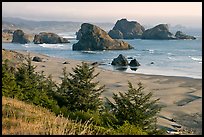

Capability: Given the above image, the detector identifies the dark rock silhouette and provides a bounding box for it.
[175,31,196,40]
[32,56,43,62]
[111,54,129,66]
[129,59,140,66]
[12,29,30,44]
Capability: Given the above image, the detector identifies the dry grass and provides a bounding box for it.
[2,96,103,135]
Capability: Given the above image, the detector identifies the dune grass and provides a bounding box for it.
[2,96,105,135]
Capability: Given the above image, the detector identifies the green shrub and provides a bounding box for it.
[68,110,102,126]
[113,121,148,135]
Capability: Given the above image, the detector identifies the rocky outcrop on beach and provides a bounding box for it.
[73,23,133,51]
[129,59,140,66]
[12,29,30,44]
[141,24,176,40]
[32,56,43,62]
[111,54,129,66]
[33,32,70,44]
[175,31,196,40]
[108,18,145,39]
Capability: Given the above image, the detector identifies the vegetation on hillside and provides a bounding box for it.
[2,53,164,135]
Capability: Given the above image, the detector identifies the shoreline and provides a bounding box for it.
[3,49,202,135]
[16,49,202,80]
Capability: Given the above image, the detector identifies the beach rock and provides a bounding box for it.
[63,61,70,64]
[111,54,128,66]
[12,29,30,44]
[32,56,43,62]
[91,62,98,66]
[141,24,176,40]
[73,23,133,51]
[108,29,123,39]
[175,31,196,40]
[33,32,70,44]
[129,59,140,66]
[109,18,145,39]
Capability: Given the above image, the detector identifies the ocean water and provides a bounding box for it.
[2,31,202,79]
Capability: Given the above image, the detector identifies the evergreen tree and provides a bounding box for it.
[15,54,58,110]
[57,62,105,112]
[105,81,162,134]
[2,59,22,98]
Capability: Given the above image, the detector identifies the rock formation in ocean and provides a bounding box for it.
[141,24,176,40]
[111,54,129,66]
[33,32,70,44]
[12,29,30,44]
[129,59,140,66]
[73,23,133,51]
[108,18,145,39]
[175,31,196,40]
[76,29,82,40]
[108,29,123,39]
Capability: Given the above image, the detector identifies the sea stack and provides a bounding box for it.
[175,31,196,40]
[73,23,133,51]
[33,32,70,44]
[12,29,30,44]
[108,18,145,39]
[141,24,176,40]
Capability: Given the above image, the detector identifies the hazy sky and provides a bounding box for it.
[2,2,202,27]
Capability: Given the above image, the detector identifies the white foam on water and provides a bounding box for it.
[39,43,65,49]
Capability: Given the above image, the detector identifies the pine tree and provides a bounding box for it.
[15,54,58,110]
[105,81,162,134]
[2,59,22,98]
[57,62,105,112]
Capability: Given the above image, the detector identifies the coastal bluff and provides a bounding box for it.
[73,23,133,51]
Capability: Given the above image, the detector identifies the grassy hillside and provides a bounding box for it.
[2,96,101,135]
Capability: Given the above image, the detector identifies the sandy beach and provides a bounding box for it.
[13,50,202,135]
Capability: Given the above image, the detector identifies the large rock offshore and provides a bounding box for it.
[108,29,123,39]
[33,32,70,44]
[141,24,176,40]
[109,18,145,39]
[73,23,133,51]
[175,31,196,40]
[12,29,30,44]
